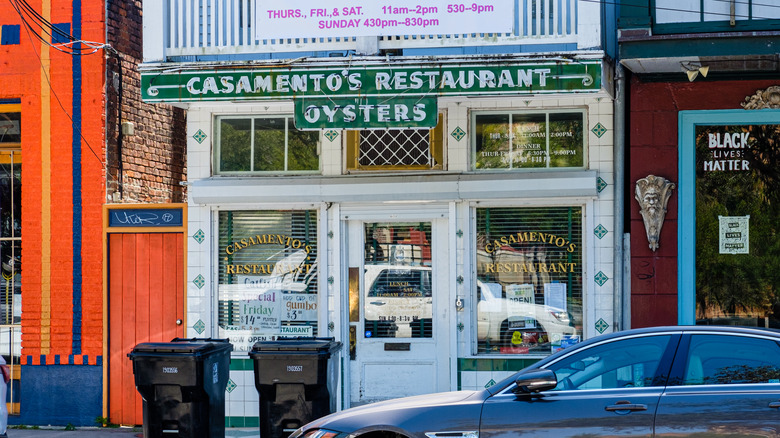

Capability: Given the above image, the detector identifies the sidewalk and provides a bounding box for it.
[6,427,260,437]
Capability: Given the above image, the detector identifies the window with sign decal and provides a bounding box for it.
[217,210,319,353]
[472,110,586,170]
[475,207,583,355]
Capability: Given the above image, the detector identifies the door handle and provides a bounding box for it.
[605,400,648,412]
[769,401,780,409]
[176,319,183,326]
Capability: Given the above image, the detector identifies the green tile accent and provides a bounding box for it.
[230,358,255,371]
[193,319,205,334]
[324,130,339,142]
[594,224,608,239]
[193,229,205,244]
[597,177,608,193]
[226,379,237,393]
[595,271,609,286]
[591,122,607,138]
[596,318,610,334]
[193,274,205,289]
[193,129,208,144]
[457,358,541,373]
[450,126,466,141]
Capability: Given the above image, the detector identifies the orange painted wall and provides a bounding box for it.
[0,0,106,365]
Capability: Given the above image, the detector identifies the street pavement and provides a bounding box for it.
[5,427,260,437]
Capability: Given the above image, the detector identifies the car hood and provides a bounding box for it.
[295,390,487,437]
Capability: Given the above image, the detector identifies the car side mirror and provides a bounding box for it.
[514,369,558,393]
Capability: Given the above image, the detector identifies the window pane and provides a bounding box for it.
[0,152,20,238]
[694,125,780,327]
[0,112,20,144]
[359,129,430,167]
[475,114,510,169]
[364,223,433,339]
[549,112,584,167]
[217,210,319,353]
[476,207,582,355]
[287,129,320,171]
[253,117,286,171]
[512,114,547,168]
[683,335,780,385]
[549,335,672,390]
[219,118,252,172]
[474,111,585,170]
[0,240,20,325]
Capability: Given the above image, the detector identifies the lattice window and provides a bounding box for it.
[346,116,444,171]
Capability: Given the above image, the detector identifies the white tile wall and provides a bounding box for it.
[185,91,616,414]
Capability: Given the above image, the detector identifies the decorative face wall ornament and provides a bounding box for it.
[635,175,675,251]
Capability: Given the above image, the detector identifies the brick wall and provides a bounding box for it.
[106,0,187,203]
[628,76,778,327]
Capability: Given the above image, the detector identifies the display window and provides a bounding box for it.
[475,206,583,355]
[694,123,780,327]
[217,210,319,352]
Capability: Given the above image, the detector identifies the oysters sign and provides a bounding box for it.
[255,0,514,39]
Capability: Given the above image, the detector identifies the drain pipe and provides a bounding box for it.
[614,63,627,332]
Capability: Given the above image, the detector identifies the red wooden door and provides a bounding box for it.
[108,233,185,425]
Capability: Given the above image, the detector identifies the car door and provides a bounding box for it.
[480,333,680,437]
[654,331,780,437]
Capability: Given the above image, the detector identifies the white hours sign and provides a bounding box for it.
[255,1,514,39]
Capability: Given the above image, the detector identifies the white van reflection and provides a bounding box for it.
[477,281,577,352]
[363,265,432,338]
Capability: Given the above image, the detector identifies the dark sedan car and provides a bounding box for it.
[290,326,780,438]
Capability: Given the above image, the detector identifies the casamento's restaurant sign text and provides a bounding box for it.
[141,61,601,103]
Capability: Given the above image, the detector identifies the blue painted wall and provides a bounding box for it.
[16,365,102,426]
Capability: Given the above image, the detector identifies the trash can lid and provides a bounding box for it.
[250,337,342,353]
[129,338,233,357]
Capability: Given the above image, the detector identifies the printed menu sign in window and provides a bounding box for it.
[718,215,749,255]
[218,210,319,352]
[474,111,584,170]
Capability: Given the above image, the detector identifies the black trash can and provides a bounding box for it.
[249,337,342,438]
[129,338,233,438]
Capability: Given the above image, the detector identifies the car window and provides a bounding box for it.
[546,335,673,390]
[682,334,780,385]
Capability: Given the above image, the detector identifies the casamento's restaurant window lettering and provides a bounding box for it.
[476,207,582,355]
[218,210,318,352]
[696,125,780,327]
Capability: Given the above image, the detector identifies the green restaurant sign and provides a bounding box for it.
[294,96,438,130]
[141,60,601,103]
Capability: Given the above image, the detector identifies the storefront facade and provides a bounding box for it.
[619,0,780,329]
[141,61,617,424]
[141,0,618,426]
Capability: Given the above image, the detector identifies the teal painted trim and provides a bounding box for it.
[619,35,780,60]
[618,0,651,29]
[678,109,780,325]
[653,21,780,35]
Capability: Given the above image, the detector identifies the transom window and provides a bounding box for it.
[215,115,320,174]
